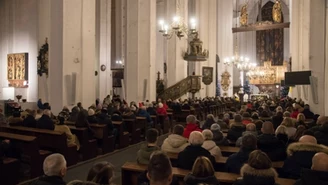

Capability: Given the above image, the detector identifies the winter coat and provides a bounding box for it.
[294,169,328,185]
[36,115,55,130]
[233,164,279,185]
[286,127,296,138]
[300,109,314,119]
[235,131,258,147]
[137,144,160,165]
[202,119,216,130]
[156,107,167,116]
[272,115,283,129]
[183,123,202,139]
[276,133,289,146]
[138,110,152,123]
[161,134,189,153]
[226,147,255,174]
[212,130,229,146]
[177,145,215,170]
[227,124,246,142]
[30,176,66,185]
[242,118,253,125]
[257,134,286,161]
[22,115,37,128]
[314,125,328,146]
[202,140,222,158]
[283,142,328,179]
[184,173,220,185]
[55,125,80,150]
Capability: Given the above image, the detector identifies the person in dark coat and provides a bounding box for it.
[122,107,136,119]
[22,110,37,128]
[314,122,328,146]
[137,106,153,127]
[97,108,116,137]
[30,153,67,185]
[184,156,220,185]
[75,110,94,139]
[300,104,314,119]
[227,114,246,142]
[257,122,286,161]
[308,116,328,133]
[283,135,328,179]
[233,150,279,185]
[210,124,229,146]
[202,114,216,130]
[87,109,98,124]
[36,110,55,130]
[271,111,283,130]
[226,134,257,174]
[177,131,215,170]
[294,152,328,185]
[68,106,80,122]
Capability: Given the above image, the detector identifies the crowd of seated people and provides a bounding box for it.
[2,95,328,185]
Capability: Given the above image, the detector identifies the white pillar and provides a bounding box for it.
[217,0,234,97]
[290,0,326,115]
[98,0,112,100]
[165,0,188,88]
[125,0,156,102]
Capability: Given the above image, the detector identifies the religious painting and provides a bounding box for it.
[7,53,28,87]
[202,67,213,85]
[221,71,231,92]
[256,1,284,66]
[112,69,124,87]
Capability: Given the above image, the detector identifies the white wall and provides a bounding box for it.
[0,0,38,102]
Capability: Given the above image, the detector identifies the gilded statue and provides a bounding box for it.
[240,3,248,26]
[272,0,282,23]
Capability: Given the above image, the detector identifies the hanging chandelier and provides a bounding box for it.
[223,49,257,71]
[158,16,197,39]
[246,70,265,79]
[158,0,197,39]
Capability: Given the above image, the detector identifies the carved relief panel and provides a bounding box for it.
[7,53,28,87]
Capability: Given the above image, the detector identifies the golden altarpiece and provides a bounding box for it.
[7,53,28,88]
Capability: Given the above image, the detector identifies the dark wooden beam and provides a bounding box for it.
[232,22,290,33]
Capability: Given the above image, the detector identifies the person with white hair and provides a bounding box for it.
[36,109,55,130]
[202,129,222,158]
[156,102,167,116]
[183,115,202,138]
[31,153,67,185]
[177,131,215,170]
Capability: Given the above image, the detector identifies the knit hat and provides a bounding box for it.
[88,109,95,116]
[210,123,221,131]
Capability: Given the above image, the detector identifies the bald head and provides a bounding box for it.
[317,116,328,125]
[299,135,317,144]
[312,152,328,172]
[261,122,274,134]
[246,123,256,132]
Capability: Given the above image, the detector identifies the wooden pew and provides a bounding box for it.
[122,119,141,144]
[0,132,51,178]
[0,157,20,185]
[136,117,147,137]
[218,146,239,156]
[113,121,129,149]
[67,126,98,160]
[166,153,283,170]
[0,125,78,166]
[90,124,115,153]
[121,162,295,185]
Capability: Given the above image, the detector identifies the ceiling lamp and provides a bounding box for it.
[158,16,197,39]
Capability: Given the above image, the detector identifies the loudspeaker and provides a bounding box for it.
[65,75,72,105]
[309,76,318,104]
[72,73,77,104]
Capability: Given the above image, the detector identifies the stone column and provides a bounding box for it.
[125,0,156,102]
[290,0,326,115]
[165,0,188,88]
[217,0,234,97]
[194,0,217,97]
[97,0,112,100]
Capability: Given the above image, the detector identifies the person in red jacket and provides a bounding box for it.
[156,103,167,116]
[183,115,202,138]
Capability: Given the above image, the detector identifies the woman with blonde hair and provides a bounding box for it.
[234,150,278,185]
[281,117,296,138]
[296,113,306,127]
[184,156,220,185]
[275,125,289,145]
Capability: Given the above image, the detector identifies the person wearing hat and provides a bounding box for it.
[55,112,80,150]
[234,150,278,185]
[210,123,229,146]
[87,109,98,124]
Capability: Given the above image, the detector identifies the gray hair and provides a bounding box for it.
[43,153,67,176]
[186,115,196,124]
[202,129,213,140]
[189,131,204,145]
[43,109,51,117]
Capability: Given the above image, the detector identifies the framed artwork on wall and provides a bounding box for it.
[112,69,124,88]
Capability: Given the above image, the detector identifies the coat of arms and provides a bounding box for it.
[221,71,231,91]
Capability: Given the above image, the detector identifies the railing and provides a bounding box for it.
[157,75,201,100]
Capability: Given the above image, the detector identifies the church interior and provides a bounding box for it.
[0,0,328,185]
